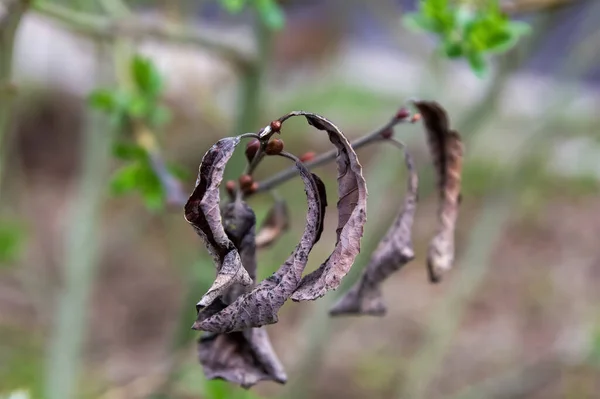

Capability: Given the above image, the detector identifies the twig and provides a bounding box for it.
[253,115,407,194]
[502,0,580,15]
[0,0,28,198]
[44,76,115,399]
[32,1,256,70]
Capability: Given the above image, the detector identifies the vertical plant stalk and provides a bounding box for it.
[0,0,28,197]
[44,74,114,399]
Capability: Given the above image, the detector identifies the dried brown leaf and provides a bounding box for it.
[184,137,253,309]
[413,100,464,283]
[287,112,368,301]
[198,328,287,389]
[255,200,289,249]
[330,147,418,316]
[192,159,326,333]
[199,198,287,388]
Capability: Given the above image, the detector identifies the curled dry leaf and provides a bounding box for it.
[255,199,290,249]
[192,158,326,333]
[330,146,418,316]
[287,112,368,301]
[184,137,253,309]
[413,100,464,283]
[198,199,287,388]
[199,328,287,389]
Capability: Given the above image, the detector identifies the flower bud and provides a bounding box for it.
[265,138,284,155]
[270,120,282,133]
[396,107,410,120]
[245,139,260,162]
[299,151,316,163]
[239,174,254,191]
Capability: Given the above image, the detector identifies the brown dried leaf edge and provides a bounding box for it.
[193,156,326,333]
[330,145,419,316]
[184,137,254,309]
[413,101,464,283]
[289,112,368,302]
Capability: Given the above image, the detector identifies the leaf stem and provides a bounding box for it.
[253,115,408,194]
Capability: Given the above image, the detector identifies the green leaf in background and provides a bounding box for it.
[131,55,163,98]
[127,95,150,119]
[167,163,191,181]
[220,0,246,13]
[402,12,435,33]
[109,161,166,211]
[254,0,285,30]
[466,49,487,78]
[109,163,141,196]
[0,220,26,266]
[443,39,463,58]
[112,142,147,161]
[88,89,118,112]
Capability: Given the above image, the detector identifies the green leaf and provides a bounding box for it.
[402,12,435,33]
[131,55,163,98]
[506,20,532,37]
[466,49,488,78]
[0,221,26,266]
[254,0,285,30]
[88,89,118,112]
[443,40,463,58]
[220,0,246,13]
[109,163,141,196]
[127,95,150,119]
[112,142,147,161]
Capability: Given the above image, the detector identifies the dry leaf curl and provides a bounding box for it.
[413,101,464,283]
[192,158,327,333]
[330,145,418,316]
[285,112,368,301]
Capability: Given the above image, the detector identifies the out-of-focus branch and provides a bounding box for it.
[32,1,257,70]
[502,0,580,15]
[0,0,28,194]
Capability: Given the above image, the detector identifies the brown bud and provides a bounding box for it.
[299,151,316,163]
[380,127,394,139]
[242,181,259,195]
[245,139,260,162]
[265,138,284,155]
[270,120,282,133]
[411,113,422,123]
[225,180,236,196]
[396,107,410,120]
[239,174,254,191]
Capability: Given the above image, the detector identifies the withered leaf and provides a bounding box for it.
[198,328,287,389]
[413,100,464,283]
[285,112,368,301]
[255,200,290,249]
[330,146,418,316]
[184,137,253,309]
[192,159,326,333]
[199,198,288,388]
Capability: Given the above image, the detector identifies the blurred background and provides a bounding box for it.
[1,0,600,398]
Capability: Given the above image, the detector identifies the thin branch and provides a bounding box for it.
[0,0,28,198]
[32,1,256,70]
[502,0,580,15]
[253,115,408,194]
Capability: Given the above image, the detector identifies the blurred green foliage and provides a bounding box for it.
[403,0,530,77]
[0,219,26,267]
[219,0,285,30]
[88,54,185,212]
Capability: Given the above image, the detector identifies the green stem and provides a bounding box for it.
[0,0,27,198]
[44,85,114,399]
